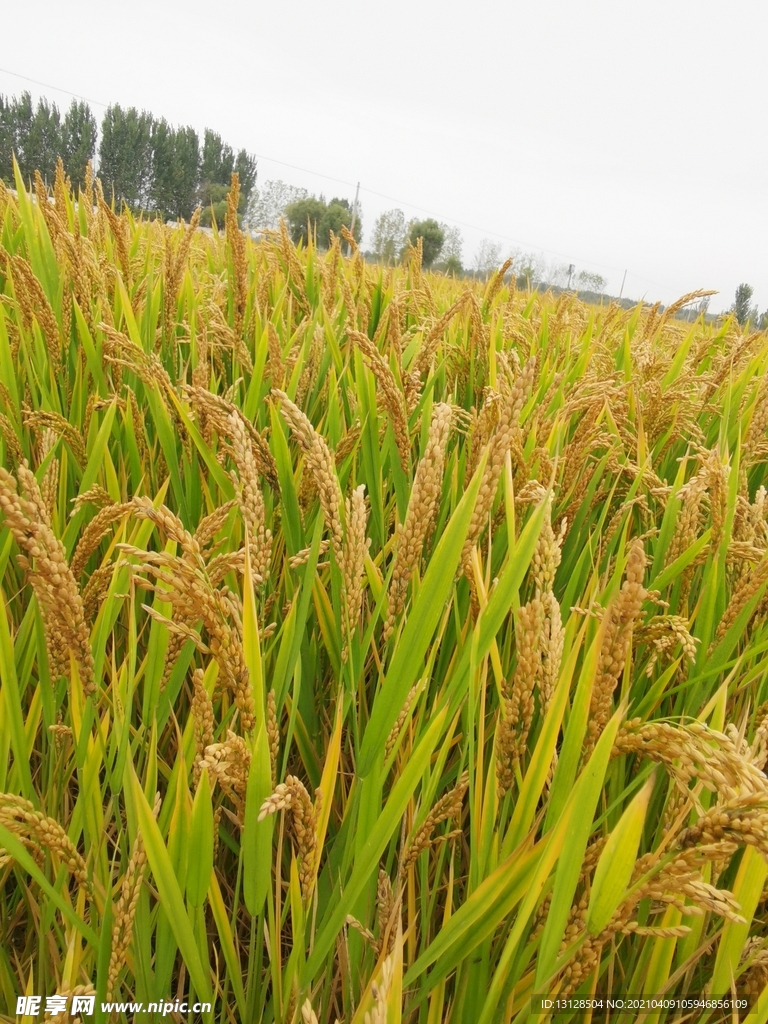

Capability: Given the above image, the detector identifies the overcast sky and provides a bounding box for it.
[2,0,766,312]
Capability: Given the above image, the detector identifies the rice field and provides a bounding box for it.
[2,160,768,1023]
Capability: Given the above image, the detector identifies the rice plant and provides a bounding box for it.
[1,158,768,1023]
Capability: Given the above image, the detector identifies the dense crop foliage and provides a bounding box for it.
[2,160,768,1023]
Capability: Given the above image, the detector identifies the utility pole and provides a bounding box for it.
[567,263,574,290]
[348,181,360,255]
[619,269,627,301]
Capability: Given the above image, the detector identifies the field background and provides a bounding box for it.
[1,165,768,1023]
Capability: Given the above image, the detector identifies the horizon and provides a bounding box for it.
[2,0,766,316]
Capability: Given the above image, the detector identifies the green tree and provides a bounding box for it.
[285,196,328,245]
[200,129,234,199]
[149,117,176,216]
[370,208,407,263]
[0,90,246,227]
[199,183,230,228]
[24,98,62,184]
[62,100,97,190]
[172,126,201,220]
[234,149,257,208]
[444,255,462,276]
[0,95,14,181]
[8,92,34,184]
[99,105,154,210]
[321,197,361,247]
[408,218,444,267]
[284,195,360,248]
[199,138,255,218]
[731,283,758,326]
[150,120,201,220]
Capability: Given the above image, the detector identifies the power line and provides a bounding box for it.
[0,66,671,293]
[361,185,670,291]
[252,151,627,275]
[0,66,110,109]
[253,155,668,288]
[361,187,626,273]
[246,151,358,192]
[237,153,670,285]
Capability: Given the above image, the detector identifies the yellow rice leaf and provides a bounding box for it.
[587,771,655,936]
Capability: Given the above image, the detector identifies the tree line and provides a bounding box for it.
[0,91,257,223]
[0,94,96,193]
[248,187,456,270]
[2,92,763,320]
[731,283,767,329]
